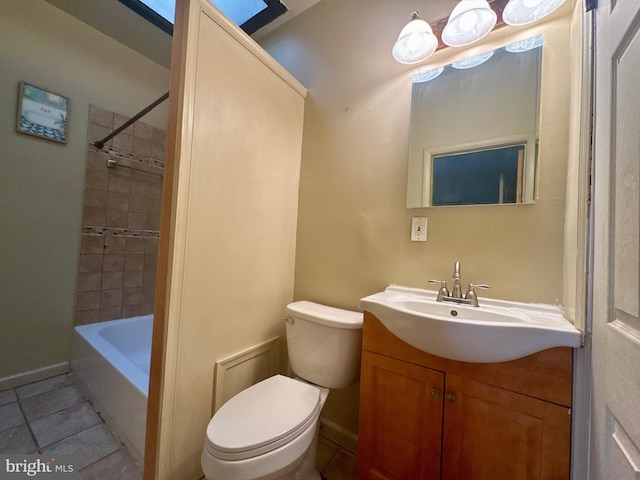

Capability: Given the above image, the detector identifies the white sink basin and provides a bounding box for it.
[360,285,582,363]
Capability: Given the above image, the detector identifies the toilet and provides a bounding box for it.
[201,301,363,480]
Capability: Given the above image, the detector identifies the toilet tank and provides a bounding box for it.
[285,301,363,389]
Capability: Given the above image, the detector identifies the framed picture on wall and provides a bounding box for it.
[16,82,69,144]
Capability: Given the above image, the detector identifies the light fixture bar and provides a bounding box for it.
[391,0,561,65]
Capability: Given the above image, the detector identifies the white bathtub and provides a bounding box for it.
[71,315,152,465]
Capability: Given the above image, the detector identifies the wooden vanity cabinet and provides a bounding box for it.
[357,313,573,480]
[359,352,444,480]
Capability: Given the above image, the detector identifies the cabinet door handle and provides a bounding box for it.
[430,388,440,399]
[446,392,457,404]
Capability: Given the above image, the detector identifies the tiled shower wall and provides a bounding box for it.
[74,105,165,325]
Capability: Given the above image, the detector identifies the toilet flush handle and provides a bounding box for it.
[284,316,295,325]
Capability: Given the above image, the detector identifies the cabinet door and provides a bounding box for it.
[441,375,571,480]
[357,351,445,480]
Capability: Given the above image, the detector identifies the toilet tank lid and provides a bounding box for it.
[286,301,363,329]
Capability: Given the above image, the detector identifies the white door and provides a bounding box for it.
[591,0,640,478]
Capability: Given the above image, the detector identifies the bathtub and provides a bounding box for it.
[71,315,152,465]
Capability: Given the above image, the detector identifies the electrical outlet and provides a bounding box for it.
[411,217,427,242]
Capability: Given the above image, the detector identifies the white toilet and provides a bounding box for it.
[201,301,363,480]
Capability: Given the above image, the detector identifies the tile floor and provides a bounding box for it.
[1,373,357,480]
[0,373,141,479]
[316,434,358,480]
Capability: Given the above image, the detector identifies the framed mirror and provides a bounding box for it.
[406,35,543,208]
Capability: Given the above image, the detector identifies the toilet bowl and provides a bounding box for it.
[202,375,328,480]
[201,301,363,480]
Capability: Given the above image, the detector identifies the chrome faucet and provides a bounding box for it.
[430,262,490,307]
[451,261,462,299]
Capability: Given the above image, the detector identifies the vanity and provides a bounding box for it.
[356,286,580,480]
[356,5,584,476]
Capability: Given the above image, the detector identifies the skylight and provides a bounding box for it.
[120,0,287,35]
[138,0,175,23]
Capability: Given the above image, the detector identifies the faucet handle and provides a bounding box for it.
[464,283,489,307]
[468,283,490,290]
[429,280,449,301]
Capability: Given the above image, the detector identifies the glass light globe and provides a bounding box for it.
[442,0,497,48]
[503,0,566,26]
[505,34,544,53]
[459,10,478,31]
[412,66,445,83]
[392,13,438,64]
[451,50,494,69]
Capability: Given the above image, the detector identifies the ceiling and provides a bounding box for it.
[253,0,322,40]
[45,0,322,69]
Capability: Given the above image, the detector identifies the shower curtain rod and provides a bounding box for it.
[93,91,169,150]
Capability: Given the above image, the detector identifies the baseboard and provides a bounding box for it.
[0,362,70,391]
[319,417,358,454]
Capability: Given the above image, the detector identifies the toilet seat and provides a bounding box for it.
[205,375,321,461]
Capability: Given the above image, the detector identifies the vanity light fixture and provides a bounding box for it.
[392,0,563,65]
[502,0,567,26]
[392,12,438,64]
[441,0,497,48]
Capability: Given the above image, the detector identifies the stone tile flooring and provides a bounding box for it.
[1,373,357,480]
[316,434,357,480]
[0,374,141,479]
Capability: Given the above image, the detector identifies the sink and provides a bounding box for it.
[360,285,582,363]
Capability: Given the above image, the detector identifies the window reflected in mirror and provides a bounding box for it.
[406,35,543,208]
[432,144,529,206]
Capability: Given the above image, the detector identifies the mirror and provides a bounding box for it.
[406,35,543,208]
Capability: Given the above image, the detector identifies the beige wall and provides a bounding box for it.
[0,0,169,385]
[260,0,578,438]
[154,1,306,478]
